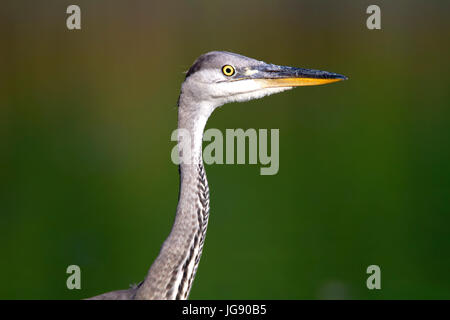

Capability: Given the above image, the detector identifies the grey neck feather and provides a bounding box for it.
[134,94,213,300]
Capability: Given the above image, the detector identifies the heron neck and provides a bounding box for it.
[134,100,212,300]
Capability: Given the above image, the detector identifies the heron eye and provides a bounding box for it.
[222,65,235,76]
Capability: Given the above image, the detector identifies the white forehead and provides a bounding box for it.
[186,51,265,78]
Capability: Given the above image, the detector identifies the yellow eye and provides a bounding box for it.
[222,65,235,76]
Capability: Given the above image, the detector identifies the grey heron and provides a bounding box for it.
[87,51,347,300]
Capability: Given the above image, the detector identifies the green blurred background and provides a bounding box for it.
[1,0,450,299]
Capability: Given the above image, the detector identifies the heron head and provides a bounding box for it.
[180,51,347,110]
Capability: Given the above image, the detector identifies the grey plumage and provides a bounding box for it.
[87,51,346,300]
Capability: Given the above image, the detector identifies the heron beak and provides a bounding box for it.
[248,64,347,87]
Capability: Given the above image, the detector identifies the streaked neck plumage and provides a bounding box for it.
[134,94,213,300]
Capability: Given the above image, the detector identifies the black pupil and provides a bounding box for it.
[226,67,232,74]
